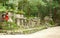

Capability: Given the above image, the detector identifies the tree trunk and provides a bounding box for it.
[53,8,57,23]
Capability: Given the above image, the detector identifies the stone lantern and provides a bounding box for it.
[15,10,26,26]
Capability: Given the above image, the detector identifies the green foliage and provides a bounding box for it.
[2,21,18,30]
[0,0,60,26]
[16,10,25,14]
[0,0,8,3]
[0,6,6,12]
[0,0,59,17]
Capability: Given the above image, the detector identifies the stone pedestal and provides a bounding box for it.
[17,19,20,26]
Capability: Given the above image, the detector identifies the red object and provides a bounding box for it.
[5,15,9,21]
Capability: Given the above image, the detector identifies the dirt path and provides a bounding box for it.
[0,26,60,38]
[30,26,60,38]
